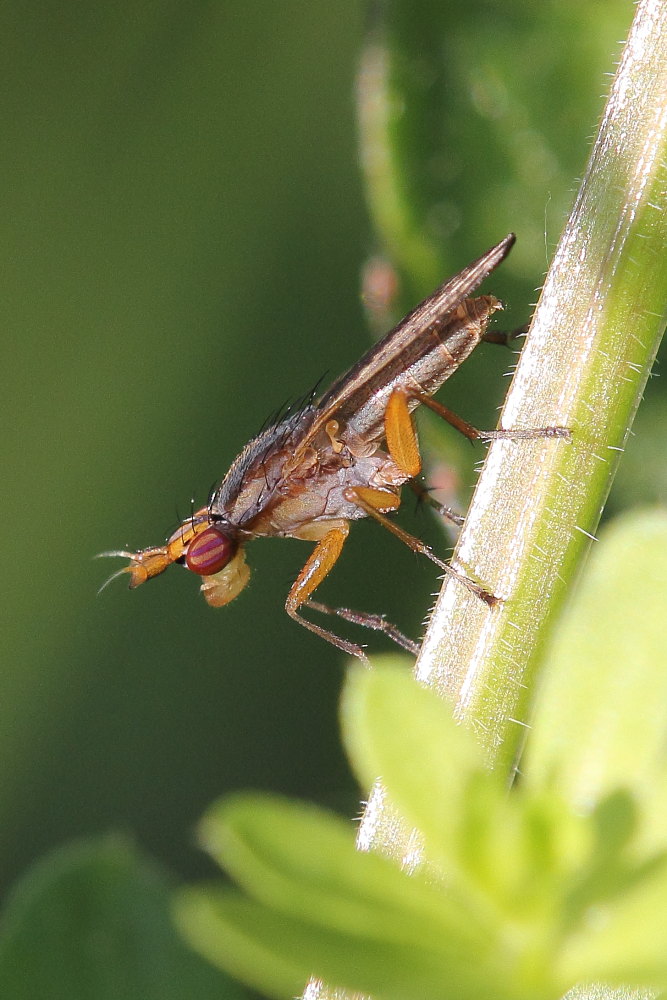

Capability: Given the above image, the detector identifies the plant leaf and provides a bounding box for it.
[176,888,517,1000]
[0,836,243,1000]
[341,660,496,875]
[526,509,667,852]
[197,792,490,952]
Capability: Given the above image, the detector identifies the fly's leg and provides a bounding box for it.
[384,388,423,478]
[386,389,464,526]
[386,384,569,445]
[481,323,529,346]
[306,600,420,657]
[379,386,568,606]
[344,486,497,606]
[287,509,422,660]
[408,478,465,527]
[417,390,570,441]
[285,524,371,664]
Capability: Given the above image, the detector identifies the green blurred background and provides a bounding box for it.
[2,0,655,909]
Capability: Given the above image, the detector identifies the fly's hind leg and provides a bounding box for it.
[385,388,465,527]
[380,385,567,604]
[417,391,570,442]
[386,384,569,449]
[481,322,529,346]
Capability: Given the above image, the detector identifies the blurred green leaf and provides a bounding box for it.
[558,846,667,988]
[195,793,490,950]
[177,794,517,1000]
[177,888,505,1000]
[0,837,244,1000]
[526,509,667,845]
[358,0,631,300]
[341,658,495,874]
[175,652,667,998]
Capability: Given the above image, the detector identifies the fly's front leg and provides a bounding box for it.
[286,524,370,664]
[306,600,420,657]
[288,510,422,659]
[345,486,497,606]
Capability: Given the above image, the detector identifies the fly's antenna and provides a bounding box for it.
[94,551,134,595]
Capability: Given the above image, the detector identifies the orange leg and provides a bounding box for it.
[415,389,569,442]
[345,486,497,606]
[384,390,464,528]
[384,388,421,478]
[385,384,569,458]
[384,385,568,528]
[286,522,421,661]
[285,525,370,662]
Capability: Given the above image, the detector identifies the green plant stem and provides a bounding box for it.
[414,0,667,769]
[352,0,667,885]
[307,3,667,997]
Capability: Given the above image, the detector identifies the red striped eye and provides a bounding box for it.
[186,525,237,576]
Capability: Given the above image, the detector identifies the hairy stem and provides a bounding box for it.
[416,0,667,768]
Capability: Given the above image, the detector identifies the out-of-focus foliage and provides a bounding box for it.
[2,0,369,900]
[2,1,664,996]
[0,837,242,1000]
[175,512,667,998]
[358,0,630,300]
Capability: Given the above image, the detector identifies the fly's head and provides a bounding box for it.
[98,508,250,607]
[187,521,250,606]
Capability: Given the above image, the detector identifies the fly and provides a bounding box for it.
[100,234,568,663]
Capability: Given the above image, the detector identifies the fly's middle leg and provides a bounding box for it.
[344,486,497,607]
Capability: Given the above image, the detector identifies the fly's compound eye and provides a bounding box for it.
[185,525,237,576]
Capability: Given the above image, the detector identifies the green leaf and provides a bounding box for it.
[558,853,667,988]
[174,663,667,998]
[182,793,539,1000]
[526,509,667,848]
[341,660,496,873]
[0,836,243,1000]
[196,792,489,952]
[176,888,513,1000]
[357,0,631,298]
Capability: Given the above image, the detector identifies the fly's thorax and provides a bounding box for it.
[209,406,318,526]
[248,448,404,539]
